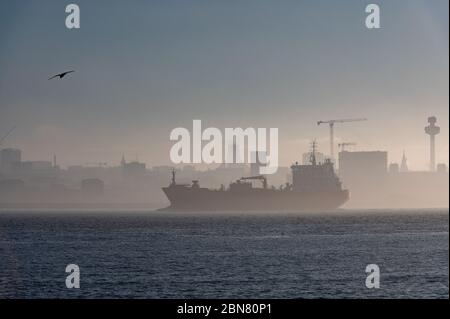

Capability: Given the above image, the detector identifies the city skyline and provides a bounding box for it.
[0,0,448,170]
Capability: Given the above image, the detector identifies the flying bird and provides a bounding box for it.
[48,70,75,80]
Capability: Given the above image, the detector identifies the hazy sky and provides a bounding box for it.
[0,0,448,169]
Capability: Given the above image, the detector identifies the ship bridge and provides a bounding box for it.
[291,160,342,192]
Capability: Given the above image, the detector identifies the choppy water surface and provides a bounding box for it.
[0,209,448,298]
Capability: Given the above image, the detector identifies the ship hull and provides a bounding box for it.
[162,186,349,211]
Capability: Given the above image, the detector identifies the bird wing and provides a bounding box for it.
[48,70,74,79]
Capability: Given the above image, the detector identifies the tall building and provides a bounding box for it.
[338,151,388,187]
[1,148,21,173]
[424,116,440,171]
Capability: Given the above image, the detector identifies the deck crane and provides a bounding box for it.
[240,175,268,189]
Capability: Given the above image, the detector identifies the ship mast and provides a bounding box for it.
[171,169,176,185]
[310,140,317,166]
[240,175,268,189]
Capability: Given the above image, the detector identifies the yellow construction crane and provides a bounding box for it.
[317,118,367,159]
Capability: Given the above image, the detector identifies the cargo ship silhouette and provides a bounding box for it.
[162,143,349,211]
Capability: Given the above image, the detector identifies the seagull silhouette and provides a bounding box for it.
[48,70,75,80]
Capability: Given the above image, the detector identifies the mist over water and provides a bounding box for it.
[0,209,448,298]
[0,0,448,303]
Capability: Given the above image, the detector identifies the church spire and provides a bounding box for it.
[400,151,408,172]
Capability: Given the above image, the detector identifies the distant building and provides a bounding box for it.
[389,163,400,174]
[339,151,387,178]
[122,161,146,179]
[28,161,53,170]
[386,169,448,208]
[119,155,146,179]
[8,160,55,176]
[11,161,33,174]
[1,148,21,173]
[339,150,448,208]
[0,179,25,193]
[436,163,447,174]
[152,166,174,173]
[338,151,388,198]
[81,178,104,196]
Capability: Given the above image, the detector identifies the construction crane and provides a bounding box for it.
[0,126,16,147]
[240,175,268,189]
[338,142,357,152]
[317,118,367,160]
